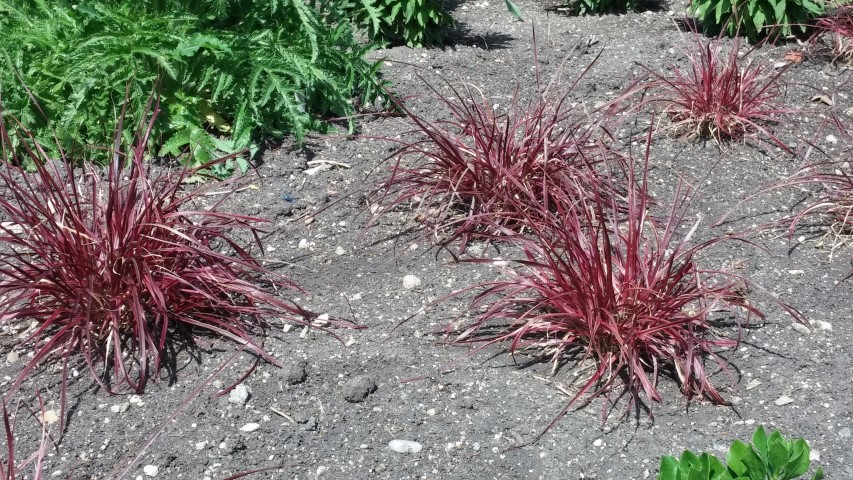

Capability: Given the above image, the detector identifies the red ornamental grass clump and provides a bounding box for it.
[450,151,766,430]
[640,35,790,149]
[0,103,336,396]
[378,64,628,251]
[812,5,853,63]
[779,118,853,260]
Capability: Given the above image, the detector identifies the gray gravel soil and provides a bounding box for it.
[1,1,852,479]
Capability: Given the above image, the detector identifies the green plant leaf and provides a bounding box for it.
[688,467,706,480]
[812,467,824,480]
[780,440,810,480]
[658,455,680,480]
[768,440,790,478]
[505,0,523,21]
[752,427,768,463]
[159,131,191,157]
[801,0,824,15]
[726,441,764,480]
[774,0,787,22]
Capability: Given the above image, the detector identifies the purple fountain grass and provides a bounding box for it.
[443,141,779,437]
[0,98,354,397]
[811,5,853,64]
[639,34,791,150]
[376,53,631,251]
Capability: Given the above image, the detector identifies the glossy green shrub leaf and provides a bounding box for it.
[660,427,822,480]
[657,451,732,480]
[689,0,826,42]
[505,0,524,20]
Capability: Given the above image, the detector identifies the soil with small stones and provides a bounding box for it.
[2,1,852,479]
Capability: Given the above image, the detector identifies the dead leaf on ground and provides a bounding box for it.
[783,51,803,63]
[810,94,834,106]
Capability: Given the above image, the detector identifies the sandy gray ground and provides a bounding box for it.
[1,1,851,479]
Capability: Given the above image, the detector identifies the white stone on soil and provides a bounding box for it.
[240,422,260,432]
[791,323,811,335]
[774,395,795,406]
[813,320,833,331]
[143,465,159,477]
[229,384,251,405]
[335,246,345,255]
[42,410,59,425]
[6,351,19,364]
[402,275,421,290]
[110,402,130,413]
[388,439,423,453]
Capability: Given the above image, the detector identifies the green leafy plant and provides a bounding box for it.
[567,0,641,15]
[689,0,826,42]
[332,0,453,47]
[0,0,385,173]
[658,426,824,480]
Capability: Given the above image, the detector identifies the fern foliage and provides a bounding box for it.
[0,0,386,173]
[331,0,453,47]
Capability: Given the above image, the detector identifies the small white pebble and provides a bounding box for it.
[312,314,330,327]
[775,395,795,406]
[813,320,833,331]
[792,323,811,335]
[110,403,130,414]
[402,275,421,290]
[143,465,158,477]
[388,439,423,454]
[335,246,345,255]
[6,351,19,364]
[297,239,309,249]
[42,410,60,425]
[240,423,260,432]
[228,384,251,405]
[826,134,837,144]
[593,438,603,447]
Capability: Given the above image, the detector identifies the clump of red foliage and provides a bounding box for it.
[446,144,768,430]
[377,58,629,251]
[0,100,339,396]
[811,5,853,64]
[777,117,853,261]
[639,35,790,149]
